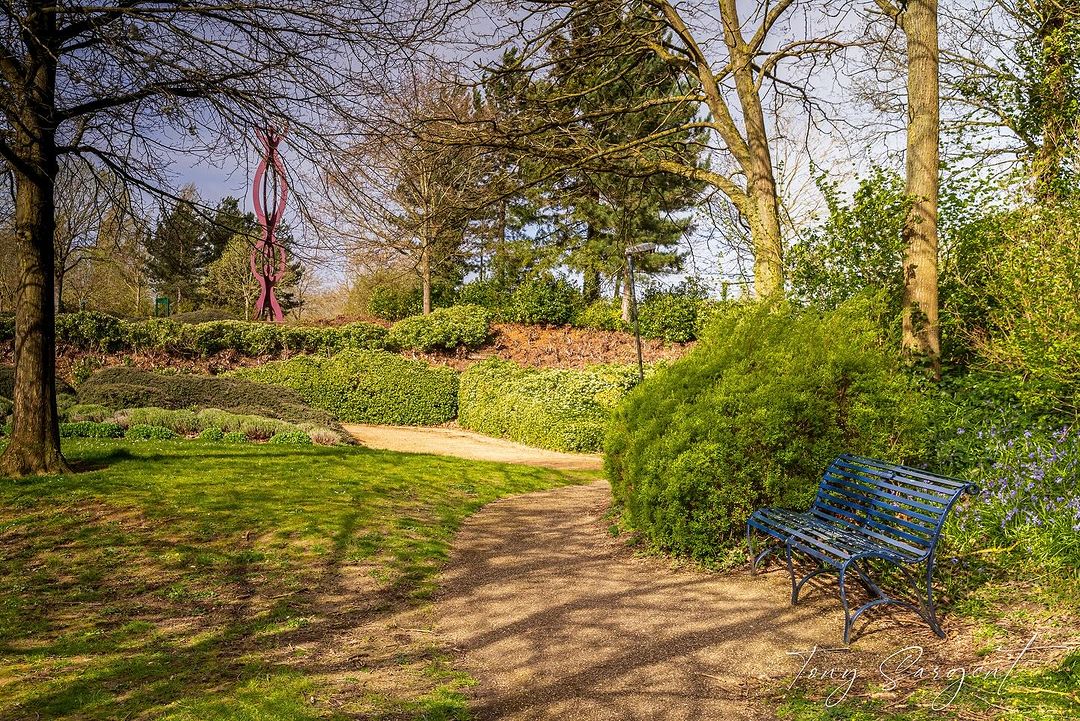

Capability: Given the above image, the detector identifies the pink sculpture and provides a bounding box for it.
[251,127,289,321]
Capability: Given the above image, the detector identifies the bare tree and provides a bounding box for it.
[0,0,462,475]
[329,77,492,314]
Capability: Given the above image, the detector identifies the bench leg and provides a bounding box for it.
[839,563,853,645]
[924,559,945,638]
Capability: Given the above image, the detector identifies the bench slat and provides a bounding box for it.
[815,488,938,536]
[825,467,954,506]
[838,454,971,489]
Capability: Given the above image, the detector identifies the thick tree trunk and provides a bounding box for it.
[1033,1,1070,199]
[720,0,784,299]
[2,168,70,476]
[420,241,432,315]
[901,0,942,376]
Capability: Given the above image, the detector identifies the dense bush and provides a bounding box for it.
[953,202,1080,417]
[126,424,180,441]
[77,367,339,428]
[233,349,459,426]
[199,426,226,441]
[387,305,492,351]
[459,359,640,452]
[170,308,239,323]
[6,311,389,357]
[637,292,708,344]
[572,300,627,332]
[59,421,125,438]
[222,431,248,443]
[64,404,113,423]
[503,276,582,326]
[117,407,202,435]
[605,301,932,565]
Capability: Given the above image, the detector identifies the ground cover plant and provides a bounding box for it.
[0,439,597,720]
[233,349,459,426]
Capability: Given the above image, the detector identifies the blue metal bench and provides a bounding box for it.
[746,454,977,643]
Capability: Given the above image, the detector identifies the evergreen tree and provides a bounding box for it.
[144,188,207,312]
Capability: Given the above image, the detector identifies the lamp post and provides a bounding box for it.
[625,242,656,382]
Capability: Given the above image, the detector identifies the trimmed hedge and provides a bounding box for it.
[233,349,458,426]
[605,301,932,565]
[77,367,339,428]
[0,311,389,356]
[458,359,640,452]
[387,305,492,351]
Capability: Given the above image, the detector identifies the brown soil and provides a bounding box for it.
[343,424,603,471]
[436,481,1017,721]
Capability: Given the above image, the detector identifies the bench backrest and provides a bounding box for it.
[809,454,976,560]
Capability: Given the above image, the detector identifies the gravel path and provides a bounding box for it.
[343,424,603,471]
[437,480,908,720]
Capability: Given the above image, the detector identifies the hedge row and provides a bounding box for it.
[387,305,492,352]
[232,349,459,426]
[458,359,641,452]
[0,312,388,356]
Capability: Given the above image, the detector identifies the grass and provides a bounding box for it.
[0,439,598,720]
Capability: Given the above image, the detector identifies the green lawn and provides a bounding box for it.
[0,439,598,720]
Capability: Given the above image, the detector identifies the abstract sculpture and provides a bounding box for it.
[251,127,288,322]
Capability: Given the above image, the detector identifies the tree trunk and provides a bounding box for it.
[1033,1,1070,199]
[901,0,942,376]
[54,267,64,313]
[420,240,432,315]
[2,168,70,476]
[582,267,601,303]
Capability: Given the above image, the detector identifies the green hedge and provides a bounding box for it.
[605,300,931,565]
[77,367,339,428]
[233,349,459,426]
[387,305,492,351]
[59,421,125,438]
[0,311,389,356]
[458,359,640,452]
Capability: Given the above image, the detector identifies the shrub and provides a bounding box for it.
[59,421,125,438]
[233,349,458,426]
[637,279,712,343]
[297,424,347,446]
[267,430,313,445]
[64,403,113,423]
[117,407,202,435]
[458,359,639,452]
[125,424,180,441]
[44,313,387,357]
[572,300,627,332]
[0,313,14,342]
[455,279,505,311]
[0,396,11,419]
[503,276,582,325]
[222,431,248,443]
[605,300,932,564]
[199,426,226,441]
[78,367,338,427]
[367,284,423,321]
[387,305,492,352]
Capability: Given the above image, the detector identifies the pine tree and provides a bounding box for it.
[144,188,208,312]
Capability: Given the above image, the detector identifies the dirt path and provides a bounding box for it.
[343,424,603,471]
[437,480,952,720]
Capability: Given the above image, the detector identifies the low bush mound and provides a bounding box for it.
[572,300,627,332]
[458,359,639,452]
[222,431,248,443]
[117,407,202,435]
[605,300,931,565]
[503,276,582,326]
[64,403,112,423]
[387,305,492,351]
[59,421,125,438]
[126,424,179,441]
[233,349,458,426]
[268,430,313,445]
[77,367,338,428]
[199,427,226,441]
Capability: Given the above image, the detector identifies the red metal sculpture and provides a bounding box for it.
[251,127,288,322]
